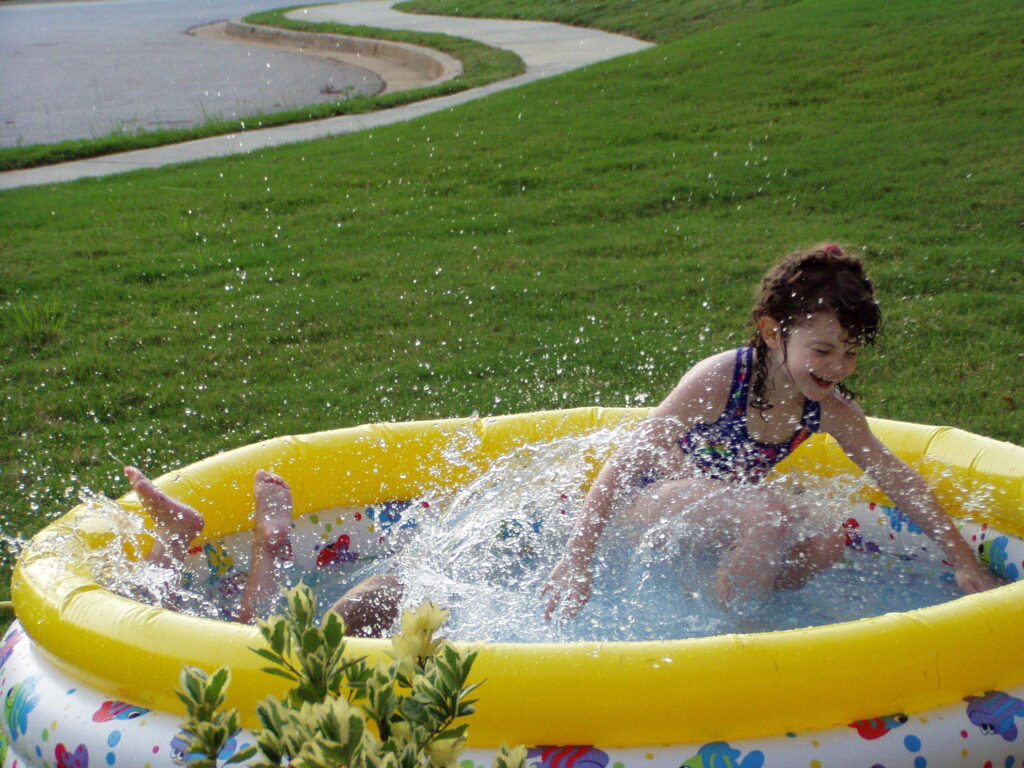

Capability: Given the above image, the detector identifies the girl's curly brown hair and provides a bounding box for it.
[748,244,882,415]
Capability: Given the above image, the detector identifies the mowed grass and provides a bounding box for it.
[396,0,802,43]
[1,0,1022,605]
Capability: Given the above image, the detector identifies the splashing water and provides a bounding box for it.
[60,491,226,619]
[389,428,614,643]
[70,426,969,642]
[347,427,963,642]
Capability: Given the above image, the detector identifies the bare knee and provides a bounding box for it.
[775,529,845,590]
[329,574,404,638]
[806,528,845,567]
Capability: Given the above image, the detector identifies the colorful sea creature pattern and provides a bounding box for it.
[203,541,236,585]
[878,504,923,535]
[365,501,420,536]
[92,700,150,722]
[679,741,764,768]
[842,517,881,554]
[526,745,609,768]
[316,533,359,567]
[848,713,908,740]
[978,536,1020,580]
[0,628,23,669]
[965,690,1024,741]
[55,742,89,768]
[4,675,39,740]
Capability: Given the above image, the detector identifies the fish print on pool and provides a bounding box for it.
[679,741,764,768]
[0,628,23,669]
[964,690,1024,741]
[848,713,908,740]
[92,700,150,722]
[317,533,359,567]
[526,746,609,768]
[978,536,1020,580]
[4,675,39,740]
[55,742,90,768]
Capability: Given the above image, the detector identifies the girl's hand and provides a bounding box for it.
[953,561,1007,594]
[541,556,593,620]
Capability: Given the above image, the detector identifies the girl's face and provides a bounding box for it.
[759,311,860,401]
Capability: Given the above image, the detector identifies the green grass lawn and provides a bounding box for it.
[396,0,802,43]
[1,0,1022,607]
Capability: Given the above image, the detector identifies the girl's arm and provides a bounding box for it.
[542,352,733,619]
[541,417,679,619]
[825,397,1003,594]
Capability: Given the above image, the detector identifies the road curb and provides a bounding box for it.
[0,2,653,189]
[216,20,463,93]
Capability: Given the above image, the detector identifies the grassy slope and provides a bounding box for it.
[396,0,802,43]
[1,0,1022,602]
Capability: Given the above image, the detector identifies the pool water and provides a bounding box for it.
[295,504,962,644]
[84,430,977,643]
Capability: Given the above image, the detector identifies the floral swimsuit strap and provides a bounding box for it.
[732,346,822,439]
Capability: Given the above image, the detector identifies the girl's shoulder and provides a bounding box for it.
[690,348,740,377]
[818,388,870,438]
[650,349,737,424]
[680,349,738,393]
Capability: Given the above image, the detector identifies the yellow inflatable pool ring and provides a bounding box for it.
[3,407,1024,768]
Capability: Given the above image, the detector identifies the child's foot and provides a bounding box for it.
[253,470,293,561]
[125,466,204,564]
[234,471,295,624]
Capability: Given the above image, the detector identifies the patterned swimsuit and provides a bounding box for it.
[678,347,820,484]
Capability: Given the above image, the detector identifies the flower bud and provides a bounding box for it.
[427,737,465,768]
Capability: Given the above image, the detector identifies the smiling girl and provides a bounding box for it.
[542,244,1002,618]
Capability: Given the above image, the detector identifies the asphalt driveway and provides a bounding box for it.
[0,0,379,147]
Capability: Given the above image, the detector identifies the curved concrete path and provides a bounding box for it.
[0,0,376,149]
[193,19,464,94]
[0,0,651,190]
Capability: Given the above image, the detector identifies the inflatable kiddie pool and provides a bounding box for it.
[2,408,1024,768]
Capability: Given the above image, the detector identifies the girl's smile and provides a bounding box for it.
[760,311,860,402]
[809,372,837,389]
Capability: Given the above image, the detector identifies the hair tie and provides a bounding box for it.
[822,244,843,256]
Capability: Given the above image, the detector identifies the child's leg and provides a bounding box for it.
[125,466,204,568]
[235,471,294,625]
[606,475,845,609]
[329,574,404,638]
[629,477,782,607]
[710,504,792,608]
[627,476,737,545]
[713,490,845,604]
[773,528,845,590]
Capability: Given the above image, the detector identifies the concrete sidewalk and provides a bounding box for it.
[0,0,651,190]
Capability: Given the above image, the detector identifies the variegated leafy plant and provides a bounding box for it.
[175,583,526,768]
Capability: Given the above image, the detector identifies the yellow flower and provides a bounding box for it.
[497,744,529,768]
[390,631,433,662]
[426,736,466,768]
[401,600,449,637]
[391,602,447,664]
